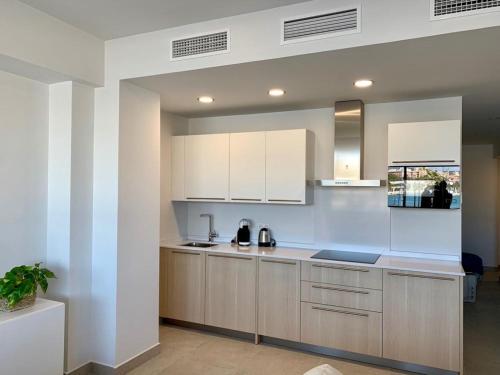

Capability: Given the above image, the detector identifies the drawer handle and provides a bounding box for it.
[312,264,369,273]
[311,306,369,317]
[311,285,369,295]
[391,160,456,164]
[261,259,296,265]
[387,272,455,282]
[208,254,253,261]
[230,198,262,202]
[267,199,302,203]
[172,250,200,256]
[186,197,225,200]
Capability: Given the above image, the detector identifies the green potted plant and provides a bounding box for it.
[0,263,56,312]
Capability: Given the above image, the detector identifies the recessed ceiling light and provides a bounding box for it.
[354,80,373,88]
[198,96,214,103]
[268,88,286,97]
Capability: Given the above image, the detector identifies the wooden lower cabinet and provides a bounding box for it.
[160,248,206,324]
[159,251,463,372]
[301,302,382,357]
[383,270,461,371]
[205,253,257,333]
[258,258,300,341]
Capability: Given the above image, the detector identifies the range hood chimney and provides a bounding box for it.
[316,100,385,187]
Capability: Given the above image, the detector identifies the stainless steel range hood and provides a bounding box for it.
[316,100,385,187]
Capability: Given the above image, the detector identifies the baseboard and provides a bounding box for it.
[65,362,93,375]
[261,336,458,375]
[162,318,255,342]
[113,343,161,375]
[67,344,160,375]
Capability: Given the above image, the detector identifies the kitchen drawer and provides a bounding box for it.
[301,261,382,290]
[301,302,382,357]
[301,281,382,312]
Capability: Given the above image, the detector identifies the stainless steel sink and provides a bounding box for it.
[180,242,217,248]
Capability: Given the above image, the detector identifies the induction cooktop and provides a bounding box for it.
[311,250,381,264]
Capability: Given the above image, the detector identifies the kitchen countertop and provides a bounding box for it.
[161,241,465,276]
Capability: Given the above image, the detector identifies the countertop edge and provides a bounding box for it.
[160,242,465,277]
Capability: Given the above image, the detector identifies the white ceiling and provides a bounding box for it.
[18,0,309,40]
[130,27,500,144]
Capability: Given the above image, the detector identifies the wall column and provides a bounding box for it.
[47,81,94,373]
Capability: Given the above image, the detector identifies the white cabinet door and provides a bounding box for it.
[265,129,309,204]
[388,120,461,165]
[171,136,185,201]
[185,134,229,201]
[230,132,266,203]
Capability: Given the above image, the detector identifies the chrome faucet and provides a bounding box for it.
[200,213,217,242]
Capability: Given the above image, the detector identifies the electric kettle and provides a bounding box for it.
[258,226,276,247]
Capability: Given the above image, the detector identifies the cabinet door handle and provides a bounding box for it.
[172,250,200,256]
[208,253,253,261]
[311,285,369,295]
[261,259,296,266]
[230,198,262,202]
[387,272,455,282]
[267,199,302,203]
[186,197,225,201]
[311,306,369,317]
[312,264,369,273]
[391,160,456,164]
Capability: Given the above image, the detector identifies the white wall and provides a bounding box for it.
[115,82,160,365]
[46,81,94,372]
[47,82,72,300]
[160,97,462,258]
[0,0,104,86]
[67,83,94,371]
[160,112,188,244]
[92,81,161,367]
[0,70,48,274]
[106,0,500,82]
[462,144,498,266]
[91,85,119,366]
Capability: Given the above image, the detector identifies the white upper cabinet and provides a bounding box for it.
[171,129,312,205]
[265,129,312,204]
[171,136,185,201]
[185,133,230,201]
[229,132,266,203]
[388,120,461,165]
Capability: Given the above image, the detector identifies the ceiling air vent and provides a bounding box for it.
[431,0,500,19]
[171,30,229,60]
[282,7,360,44]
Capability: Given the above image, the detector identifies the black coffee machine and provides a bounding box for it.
[233,218,251,246]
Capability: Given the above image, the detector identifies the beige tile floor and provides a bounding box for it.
[130,280,500,375]
[463,280,500,375]
[129,325,406,375]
